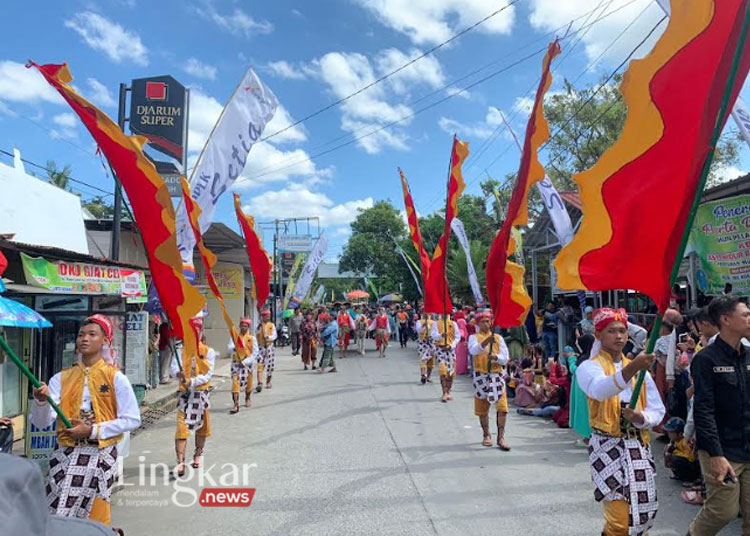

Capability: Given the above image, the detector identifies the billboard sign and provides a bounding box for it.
[130,75,187,161]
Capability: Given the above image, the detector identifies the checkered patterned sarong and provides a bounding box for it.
[418,339,435,361]
[46,444,118,519]
[435,346,455,376]
[263,346,276,373]
[231,360,250,390]
[472,371,505,403]
[589,432,658,536]
[178,389,211,431]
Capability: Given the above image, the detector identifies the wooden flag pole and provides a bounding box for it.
[0,334,72,428]
[629,0,750,408]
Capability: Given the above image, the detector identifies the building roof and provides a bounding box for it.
[0,237,146,270]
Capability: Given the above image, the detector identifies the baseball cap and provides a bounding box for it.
[0,453,112,536]
[663,417,685,433]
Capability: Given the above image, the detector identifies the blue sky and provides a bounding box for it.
[1,0,749,259]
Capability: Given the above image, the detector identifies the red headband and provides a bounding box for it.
[189,317,204,330]
[593,308,628,331]
[85,314,113,341]
[261,309,271,317]
[477,311,492,320]
[239,318,251,327]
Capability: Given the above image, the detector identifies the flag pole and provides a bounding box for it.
[630,0,750,408]
[443,136,457,348]
[0,334,72,428]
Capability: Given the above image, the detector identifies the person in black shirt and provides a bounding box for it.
[689,296,750,536]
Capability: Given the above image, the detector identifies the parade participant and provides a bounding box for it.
[354,307,369,356]
[369,307,391,358]
[576,308,665,536]
[256,309,277,391]
[300,311,318,370]
[432,314,461,402]
[397,306,409,348]
[468,311,511,450]
[172,317,216,476]
[337,308,354,358]
[318,313,339,373]
[415,312,435,384]
[31,315,141,528]
[230,318,259,414]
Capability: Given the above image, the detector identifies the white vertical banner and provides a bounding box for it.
[537,177,574,246]
[654,0,750,151]
[450,218,484,306]
[176,68,278,263]
[289,234,328,309]
[395,245,423,296]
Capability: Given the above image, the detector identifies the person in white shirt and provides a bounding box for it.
[31,315,140,529]
[172,317,216,475]
[228,318,259,414]
[468,311,511,450]
[576,308,665,536]
[369,308,391,358]
[415,312,436,384]
[256,309,278,391]
[431,314,461,402]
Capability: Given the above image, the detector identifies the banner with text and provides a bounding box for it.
[689,194,750,295]
[289,234,328,309]
[450,218,484,306]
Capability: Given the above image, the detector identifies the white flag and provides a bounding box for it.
[176,68,278,263]
[537,177,574,246]
[450,218,484,306]
[289,234,328,309]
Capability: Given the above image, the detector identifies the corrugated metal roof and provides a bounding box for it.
[0,237,146,269]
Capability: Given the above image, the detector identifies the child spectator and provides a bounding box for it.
[663,417,700,483]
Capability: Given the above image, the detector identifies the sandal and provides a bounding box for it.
[497,438,511,452]
[482,436,493,447]
[328,368,337,373]
[229,407,239,415]
[173,463,186,478]
[681,490,704,506]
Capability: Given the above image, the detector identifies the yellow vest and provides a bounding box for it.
[233,333,255,363]
[472,332,503,374]
[435,319,456,347]
[419,318,433,341]
[587,351,649,444]
[181,342,212,392]
[58,359,122,448]
[257,322,274,347]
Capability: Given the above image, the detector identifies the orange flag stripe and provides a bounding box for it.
[399,168,431,281]
[30,62,204,368]
[181,178,245,358]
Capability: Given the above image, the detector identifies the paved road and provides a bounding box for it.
[113,340,740,535]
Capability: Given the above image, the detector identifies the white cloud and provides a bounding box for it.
[438,106,506,139]
[713,165,746,184]
[195,2,273,37]
[264,104,307,144]
[53,113,76,128]
[0,61,63,106]
[50,113,78,140]
[65,12,148,66]
[242,183,373,226]
[528,0,665,67]
[353,0,515,45]
[266,60,307,80]
[86,78,115,107]
[184,58,217,80]
[186,89,224,153]
[305,48,445,153]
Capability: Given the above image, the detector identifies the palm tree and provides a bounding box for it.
[46,160,73,191]
[447,240,488,306]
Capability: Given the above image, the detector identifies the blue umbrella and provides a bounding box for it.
[0,295,52,329]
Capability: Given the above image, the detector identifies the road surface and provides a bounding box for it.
[112,340,740,535]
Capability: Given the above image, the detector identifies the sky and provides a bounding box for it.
[1,0,749,260]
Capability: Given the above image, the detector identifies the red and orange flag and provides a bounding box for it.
[399,168,431,282]
[30,62,205,369]
[182,178,245,357]
[554,0,750,311]
[423,136,470,314]
[234,194,272,311]
[486,40,560,328]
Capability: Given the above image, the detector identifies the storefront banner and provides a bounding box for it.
[124,312,149,385]
[21,254,147,298]
[689,194,750,295]
[25,416,57,470]
[195,264,243,299]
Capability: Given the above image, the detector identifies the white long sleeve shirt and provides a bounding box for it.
[415,320,427,335]
[171,346,217,389]
[368,316,391,334]
[467,333,509,366]
[431,320,460,350]
[227,336,259,367]
[576,355,665,429]
[30,368,141,440]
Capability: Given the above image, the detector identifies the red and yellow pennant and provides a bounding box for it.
[554,0,750,311]
[486,40,560,328]
[30,62,204,371]
[182,178,245,357]
[423,136,469,314]
[234,194,272,311]
[399,168,431,282]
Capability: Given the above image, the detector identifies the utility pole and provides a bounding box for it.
[111,83,129,260]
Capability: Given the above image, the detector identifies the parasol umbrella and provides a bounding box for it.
[379,293,403,303]
[0,275,70,427]
[346,290,370,300]
[282,309,294,319]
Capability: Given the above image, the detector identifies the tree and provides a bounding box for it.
[82,196,114,219]
[447,239,488,305]
[339,201,406,290]
[46,160,72,191]
[544,75,741,190]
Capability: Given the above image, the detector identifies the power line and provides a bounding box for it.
[259,0,523,144]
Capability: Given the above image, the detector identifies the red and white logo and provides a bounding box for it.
[145,81,168,101]
[199,488,256,507]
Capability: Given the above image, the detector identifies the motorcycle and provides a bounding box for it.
[277,324,291,347]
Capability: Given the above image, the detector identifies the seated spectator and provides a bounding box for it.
[514,368,542,408]
[664,417,700,483]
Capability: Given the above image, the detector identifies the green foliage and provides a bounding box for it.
[82,196,114,219]
[447,239,488,305]
[46,160,72,191]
